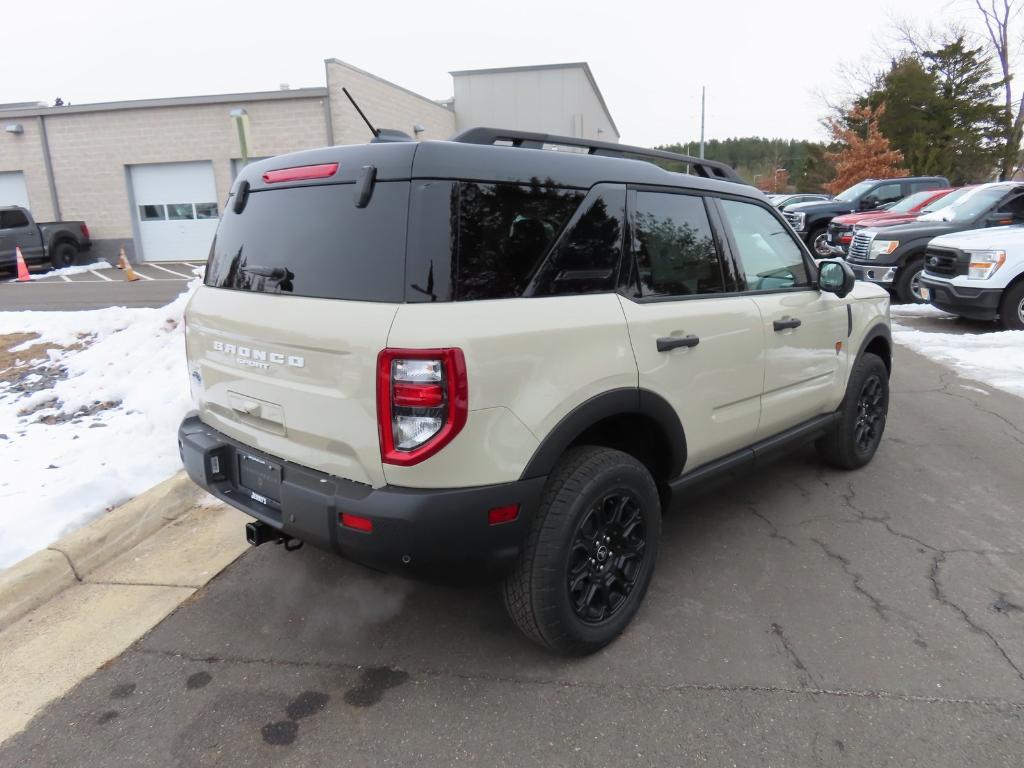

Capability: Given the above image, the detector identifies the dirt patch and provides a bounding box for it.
[0,333,49,383]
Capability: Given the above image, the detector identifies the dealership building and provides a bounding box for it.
[0,60,619,263]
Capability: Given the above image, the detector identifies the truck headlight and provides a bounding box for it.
[868,240,899,259]
[967,250,1006,280]
[789,212,806,232]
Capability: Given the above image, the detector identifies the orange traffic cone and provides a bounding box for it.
[123,258,140,282]
[116,247,128,269]
[15,246,30,282]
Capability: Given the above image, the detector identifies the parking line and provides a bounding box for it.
[93,270,114,282]
[134,270,154,281]
[147,263,190,279]
[60,275,71,282]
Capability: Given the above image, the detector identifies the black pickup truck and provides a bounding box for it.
[784,176,950,257]
[0,205,92,272]
[845,181,1024,302]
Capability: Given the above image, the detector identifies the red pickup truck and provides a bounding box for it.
[825,188,954,255]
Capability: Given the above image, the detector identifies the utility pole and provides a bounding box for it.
[699,86,706,160]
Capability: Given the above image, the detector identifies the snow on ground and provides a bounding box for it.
[891,304,1024,399]
[28,261,113,281]
[0,279,198,569]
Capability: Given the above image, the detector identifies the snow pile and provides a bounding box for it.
[29,261,113,281]
[892,305,1024,398]
[0,280,199,569]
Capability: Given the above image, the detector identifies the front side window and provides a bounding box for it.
[870,183,904,207]
[631,191,725,297]
[1,210,29,229]
[719,199,810,291]
[454,182,584,301]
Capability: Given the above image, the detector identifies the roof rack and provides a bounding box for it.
[451,127,747,184]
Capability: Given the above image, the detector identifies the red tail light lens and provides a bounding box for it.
[80,223,90,240]
[262,163,339,184]
[377,348,468,466]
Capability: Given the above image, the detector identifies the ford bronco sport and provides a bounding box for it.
[179,128,893,655]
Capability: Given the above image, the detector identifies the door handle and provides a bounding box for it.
[656,334,700,352]
[773,317,802,331]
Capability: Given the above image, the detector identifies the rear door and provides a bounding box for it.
[188,150,415,489]
[617,189,763,471]
[715,197,849,439]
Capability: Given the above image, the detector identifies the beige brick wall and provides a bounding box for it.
[0,117,56,221]
[326,59,455,144]
[43,96,329,241]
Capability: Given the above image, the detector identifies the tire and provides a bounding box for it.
[809,227,831,258]
[49,241,79,270]
[502,446,661,655]
[895,257,925,304]
[998,281,1024,331]
[816,352,889,470]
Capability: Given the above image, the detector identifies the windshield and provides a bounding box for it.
[834,181,876,203]
[918,186,1011,223]
[920,186,972,214]
[887,190,941,214]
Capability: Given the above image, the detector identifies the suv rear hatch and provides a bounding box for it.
[185,143,416,488]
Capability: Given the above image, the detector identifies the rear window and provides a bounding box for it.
[205,182,408,302]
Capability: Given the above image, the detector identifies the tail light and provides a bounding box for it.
[377,348,467,465]
[80,223,90,239]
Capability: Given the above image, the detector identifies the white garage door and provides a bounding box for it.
[130,162,220,262]
[0,171,30,209]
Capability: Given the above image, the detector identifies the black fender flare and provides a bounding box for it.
[519,388,686,481]
[855,322,893,373]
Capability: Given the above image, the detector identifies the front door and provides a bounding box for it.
[716,197,849,439]
[617,189,764,472]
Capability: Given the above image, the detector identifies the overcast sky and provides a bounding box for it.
[3,0,988,147]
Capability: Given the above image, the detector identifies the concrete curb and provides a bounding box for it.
[0,471,203,631]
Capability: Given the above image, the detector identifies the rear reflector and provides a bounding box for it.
[487,504,519,526]
[263,163,339,184]
[393,381,444,408]
[340,512,373,533]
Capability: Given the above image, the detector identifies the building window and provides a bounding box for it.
[167,203,196,220]
[195,202,219,219]
[139,204,166,221]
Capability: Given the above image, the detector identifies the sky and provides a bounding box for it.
[1,0,984,147]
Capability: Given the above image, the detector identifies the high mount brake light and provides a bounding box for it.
[377,348,468,466]
[262,163,339,184]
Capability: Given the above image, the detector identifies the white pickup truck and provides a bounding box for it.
[920,225,1024,330]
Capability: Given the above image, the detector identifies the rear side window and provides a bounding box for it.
[631,191,725,297]
[205,182,407,302]
[454,182,584,300]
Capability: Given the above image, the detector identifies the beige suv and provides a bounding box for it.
[179,129,892,654]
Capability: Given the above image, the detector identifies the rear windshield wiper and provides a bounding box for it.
[240,265,289,280]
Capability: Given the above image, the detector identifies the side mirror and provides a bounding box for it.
[985,212,1014,227]
[818,259,856,298]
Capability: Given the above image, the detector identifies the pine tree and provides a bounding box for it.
[823,104,908,195]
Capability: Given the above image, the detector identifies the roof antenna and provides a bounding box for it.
[342,87,379,138]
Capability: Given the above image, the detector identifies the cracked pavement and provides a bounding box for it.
[2,346,1024,767]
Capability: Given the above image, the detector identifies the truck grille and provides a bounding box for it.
[924,247,967,277]
[848,231,874,261]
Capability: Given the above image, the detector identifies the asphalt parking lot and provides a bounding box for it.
[0,262,199,310]
[1,346,1023,767]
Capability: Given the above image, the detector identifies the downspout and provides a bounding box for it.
[38,115,62,220]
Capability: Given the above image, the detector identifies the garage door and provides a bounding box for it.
[0,171,30,209]
[130,162,220,262]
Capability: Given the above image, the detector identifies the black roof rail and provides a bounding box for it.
[451,127,748,184]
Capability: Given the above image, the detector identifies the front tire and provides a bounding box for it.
[49,242,79,270]
[502,446,661,655]
[998,281,1024,330]
[809,227,831,258]
[816,352,889,470]
[895,257,925,304]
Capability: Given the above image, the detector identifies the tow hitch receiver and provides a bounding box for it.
[245,521,303,551]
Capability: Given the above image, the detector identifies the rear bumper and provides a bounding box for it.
[178,413,545,582]
[919,277,1002,320]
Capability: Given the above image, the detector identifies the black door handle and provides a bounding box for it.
[773,317,802,331]
[657,334,700,352]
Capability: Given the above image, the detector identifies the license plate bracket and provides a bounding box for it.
[238,453,282,504]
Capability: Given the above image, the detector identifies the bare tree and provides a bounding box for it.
[976,0,1024,177]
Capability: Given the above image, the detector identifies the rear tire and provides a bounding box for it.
[998,281,1024,331]
[895,257,925,304]
[816,352,889,470]
[502,446,661,655]
[49,242,78,269]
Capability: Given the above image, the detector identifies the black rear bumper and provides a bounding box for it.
[178,414,545,582]
[920,277,1002,320]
